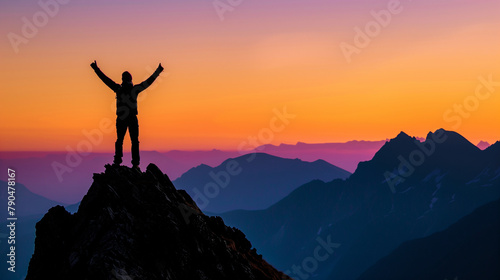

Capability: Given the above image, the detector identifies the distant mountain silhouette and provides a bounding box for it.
[26,164,291,280]
[173,153,351,213]
[254,140,386,172]
[0,151,199,203]
[0,147,356,204]
[0,139,382,204]
[219,129,500,280]
[163,149,242,171]
[358,198,500,280]
[0,181,63,218]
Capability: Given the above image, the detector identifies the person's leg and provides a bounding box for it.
[129,115,140,166]
[114,117,128,165]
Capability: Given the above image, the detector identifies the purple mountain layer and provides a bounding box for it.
[0,141,384,203]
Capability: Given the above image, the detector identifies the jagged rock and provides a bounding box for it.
[26,164,290,280]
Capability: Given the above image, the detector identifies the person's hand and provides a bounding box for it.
[90,60,98,69]
[158,63,164,72]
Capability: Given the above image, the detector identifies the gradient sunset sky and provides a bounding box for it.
[1,0,499,151]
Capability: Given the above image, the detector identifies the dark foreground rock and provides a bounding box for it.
[26,164,291,280]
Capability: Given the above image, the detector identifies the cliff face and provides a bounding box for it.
[26,164,290,280]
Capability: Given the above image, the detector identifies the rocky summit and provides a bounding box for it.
[26,164,290,280]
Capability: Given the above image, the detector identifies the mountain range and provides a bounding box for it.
[0,152,350,279]
[0,139,489,204]
[253,140,386,172]
[174,153,351,213]
[2,129,498,279]
[0,141,383,204]
[219,129,500,280]
[0,151,212,204]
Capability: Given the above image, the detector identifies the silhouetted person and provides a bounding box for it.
[91,60,164,169]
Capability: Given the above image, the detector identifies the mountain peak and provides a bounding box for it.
[425,128,467,143]
[386,131,414,147]
[425,129,479,153]
[396,131,411,139]
[351,129,482,182]
[368,131,415,161]
[26,164,290,280]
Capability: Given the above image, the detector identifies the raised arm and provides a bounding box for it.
[136,63,164,92]
[90,60,120,92]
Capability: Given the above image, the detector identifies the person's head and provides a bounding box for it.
[122,71,132,83]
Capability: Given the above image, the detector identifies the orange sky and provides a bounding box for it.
[1,0,499,151]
